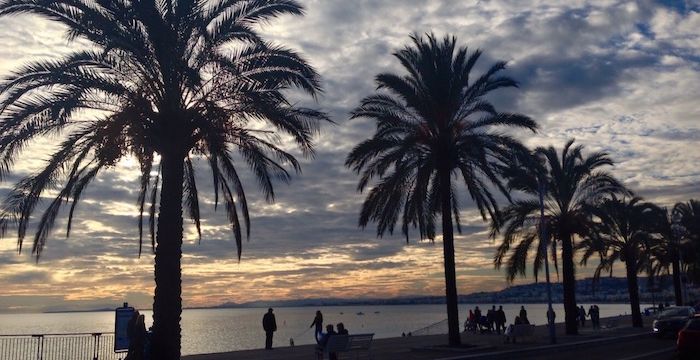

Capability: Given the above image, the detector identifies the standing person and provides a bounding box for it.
[497,306,507,334]
[467,309,476,332]
[262,308,277,350]
[519,306,529,324]
[593,305,600,329]
[578,306,586,327]
[658,302,664,313]
[588,306,596,329]
[487,306,496,332]
[547,308,556,326]
[310,310,323,342]
[474,306,483,332]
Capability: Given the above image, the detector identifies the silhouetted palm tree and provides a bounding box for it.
[346,33,536,346]
[646,206,684,306]
[673,200,700,284]
[579,196,659,328]
[492,140,625,335]
[0,1,325,358]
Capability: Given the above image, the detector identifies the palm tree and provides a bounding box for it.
[673,200,700,285]
[346,33,536,346]
[579,196,659,328]
[492,140,625,335]
[0,1,325,358]
[646,206,684,306]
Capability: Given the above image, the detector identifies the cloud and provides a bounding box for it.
[0,0,699,312]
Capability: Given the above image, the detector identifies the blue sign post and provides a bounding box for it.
[114,303,135,353]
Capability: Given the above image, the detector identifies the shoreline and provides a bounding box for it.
[1,301,656,316]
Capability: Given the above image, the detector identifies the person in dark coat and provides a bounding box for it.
[578,306,586,327]
[310,310,323,342]
[496,306,507,334]
[487,306,496,332]
[262,308,277,350]
[474,306,483,331]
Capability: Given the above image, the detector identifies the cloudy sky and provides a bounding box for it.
[0,0,699,313]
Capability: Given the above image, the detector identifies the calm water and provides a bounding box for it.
[0,303,644,355]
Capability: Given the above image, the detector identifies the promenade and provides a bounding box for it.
[183,315,674,360]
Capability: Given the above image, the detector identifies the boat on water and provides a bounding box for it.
[356,312,364,315]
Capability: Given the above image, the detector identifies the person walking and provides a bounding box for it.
[497,306,507,334]
[592,305,600,329]
[474,306,483,332]
[262,308,277,350]
[487,306,496,332]
[310,310,323,342]
[578,306,586,328]
[547,308,556,327]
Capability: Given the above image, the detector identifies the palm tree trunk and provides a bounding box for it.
[151,149,185,360]
[625,249,643,327]
[672,249,683,306]
[561,233,578,335]
[440,170,461,346]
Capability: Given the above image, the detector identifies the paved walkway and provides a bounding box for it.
[183,315,655,360]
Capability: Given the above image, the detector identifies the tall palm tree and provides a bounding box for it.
[673,200,700,285]
[646,206,684,306]
[492,140,625,335]
[579,196,659,328]
[346,33,536,346]
[0,1,325,358]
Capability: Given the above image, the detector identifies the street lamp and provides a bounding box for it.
[538,178,556,344]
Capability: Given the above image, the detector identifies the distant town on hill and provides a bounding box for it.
[214,276,699,308]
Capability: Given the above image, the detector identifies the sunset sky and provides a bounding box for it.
[1,0,699,313]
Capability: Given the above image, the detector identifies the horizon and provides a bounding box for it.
[1,0,700,315]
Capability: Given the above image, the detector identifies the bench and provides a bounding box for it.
[504,324,535,343]
[319,333,374,359]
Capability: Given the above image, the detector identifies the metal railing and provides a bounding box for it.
[0,333,123,360]
[410,318,448,336]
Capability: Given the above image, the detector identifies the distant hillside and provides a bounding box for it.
[215,276,699,308]
[460,275,699,304]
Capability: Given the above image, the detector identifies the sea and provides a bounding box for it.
[0,303,645,356]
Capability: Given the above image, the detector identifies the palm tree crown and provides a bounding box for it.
[347,33,536,346]
[346,33,536,240]
[492,139,626,334]
[0,1,325,358]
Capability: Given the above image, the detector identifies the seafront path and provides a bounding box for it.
[183,315,677,360]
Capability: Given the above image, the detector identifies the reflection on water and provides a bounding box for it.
[0,303,644,355]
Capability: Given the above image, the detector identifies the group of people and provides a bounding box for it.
[309,310,349,360]
[464,305,531,334]
[262,309,349,359]
[578,304,601,329]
